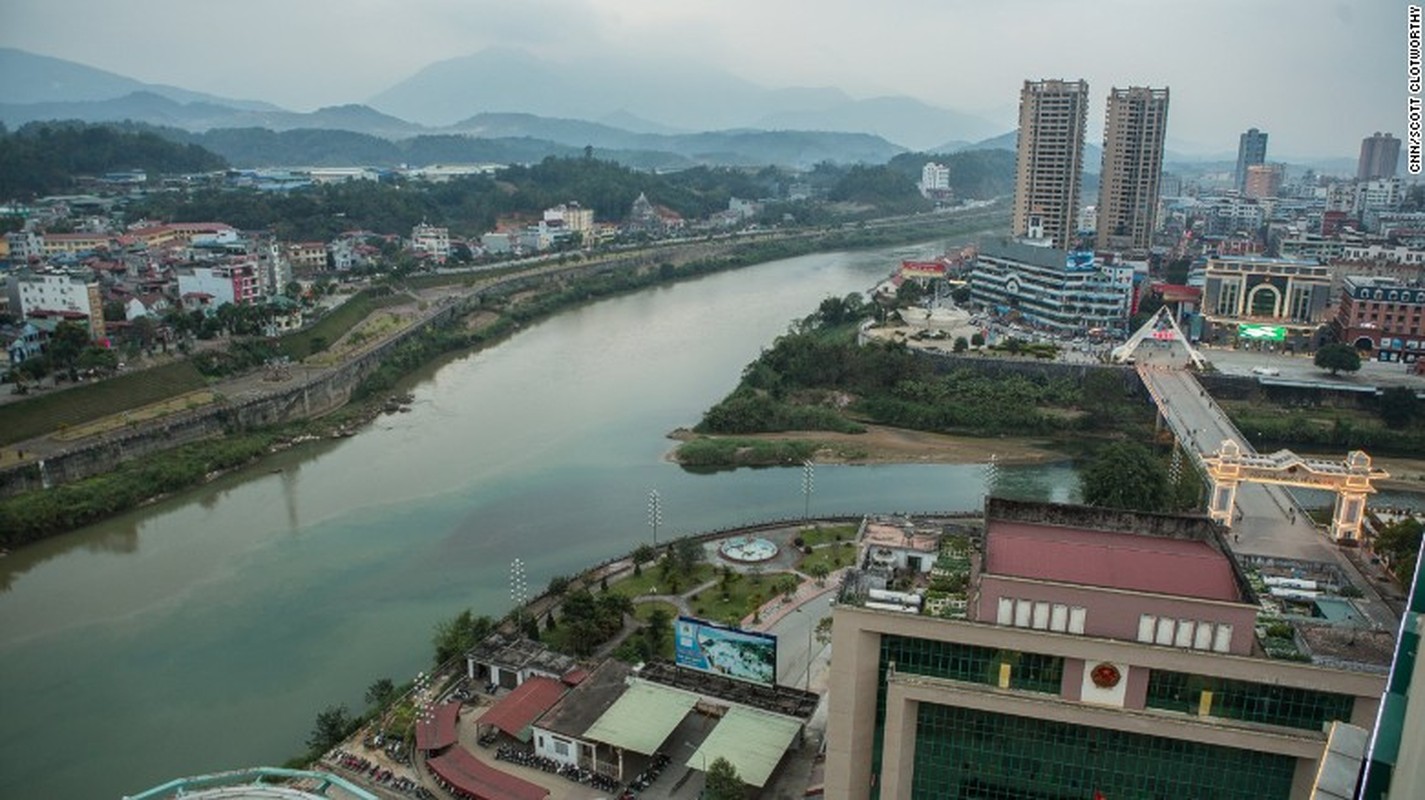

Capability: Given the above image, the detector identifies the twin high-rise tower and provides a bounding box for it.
[1012,79,1169,256]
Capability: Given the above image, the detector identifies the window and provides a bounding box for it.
[552,738,570,757]
[1032,602,1051,630]
[1174,620,1196,649]
[1212,624,1233,653]
[1138,614,1156,643]
[997,597,1014,626]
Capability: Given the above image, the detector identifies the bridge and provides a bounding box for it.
[1122,308,1388,551]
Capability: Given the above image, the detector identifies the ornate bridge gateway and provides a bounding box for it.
[1201,441,1387,543]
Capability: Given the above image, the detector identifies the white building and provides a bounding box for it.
[7,268,105,338]
[176,262,260,308]
[543,203,594,237]
[968,238,1134,333]
[5,230,44,262]
[920,162,951,197]
[410,223,451,263]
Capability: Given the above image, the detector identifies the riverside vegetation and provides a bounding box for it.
[0,204,1009,547]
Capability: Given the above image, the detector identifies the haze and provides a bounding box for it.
[0,0,1405,158]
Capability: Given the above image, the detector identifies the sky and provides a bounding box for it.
[0,0,1408,158]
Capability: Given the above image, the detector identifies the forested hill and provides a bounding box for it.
[886,149,1017,200]
[0,122,227,198]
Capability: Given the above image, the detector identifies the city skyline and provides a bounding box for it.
[0,0,1404,159]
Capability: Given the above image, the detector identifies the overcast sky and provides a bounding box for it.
[0,0,1407,158]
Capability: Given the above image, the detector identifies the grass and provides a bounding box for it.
[798,523,858,547]
[51,390,217,441]
[798,542,858,576]
[0,360,207,446]
[280,289,407,360]
[688,570,798,627]
[608,562,717,599]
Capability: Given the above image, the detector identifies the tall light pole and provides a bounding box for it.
[793,606,812,691]
[647,489,662,546]
[510,558,528,630]
[802,460,815,520]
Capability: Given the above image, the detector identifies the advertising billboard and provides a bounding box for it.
[1238,324,1286,342]
[674,616,778,686]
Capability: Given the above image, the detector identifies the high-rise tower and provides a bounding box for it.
[1012,79,1089,249]
[1358,133,1401,180]
[1235,128,1268,191]
[1096,86,1170,256]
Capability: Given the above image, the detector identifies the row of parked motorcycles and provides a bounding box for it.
[494,744,621,792]
[329,749,433,799]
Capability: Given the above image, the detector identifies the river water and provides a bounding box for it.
[0,243,1079,798]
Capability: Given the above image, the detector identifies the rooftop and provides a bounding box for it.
[863,522,940,553]
[533,659,632,740]
[466,633,578,678]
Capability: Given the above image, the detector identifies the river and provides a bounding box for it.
[1,242,1080,799]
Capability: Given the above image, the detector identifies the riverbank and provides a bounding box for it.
[667,425,1065,468]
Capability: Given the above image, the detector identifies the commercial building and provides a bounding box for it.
[920,163,950,197]
[6,268,105,339]
[175,261,260,308]
[1096,86,1170,256]
[824,499,1387,800]
[968,237,1134,333]
[1012,79,1090,249]
[1244,163,1285,200]
[1200,254,1332,343]
[410,222,451,263]
[1358,133,1401,181]
[1333,275,1425,364]
[1236,128,1269,191]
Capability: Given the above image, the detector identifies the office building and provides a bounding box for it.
[824,499,1387,800]
[968,237,1134,333]
[1200,255,1332,346]
[1244,163,1285,199]
[1012,79,1090,249]
[1358,133,1401,181]
[1236,128,1269,191]
[1334,275,1425,365]
[1096,86,1170,256]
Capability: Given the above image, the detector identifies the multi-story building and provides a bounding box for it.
[1244,163,1285,200]
[1358,133,1401,181]
[543,203,594,238]
[6,268,105,339]
[1201,255,1333,345]
[1334,275,1425,364]
[40,231,116,257]
[1012,79,1090,249]
[1199,196,1265,238]
[286,241,329,271]
[175,261,260,308]
[1235,128,1268,191]
[825,499,1388,800]
[968,237,1134,333]
[4,230,45,262]
[1357,178,1404,231]
[1096,86,1169,256]
[410,223,451,264]
[920,163,950,197]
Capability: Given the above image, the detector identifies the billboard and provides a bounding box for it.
[674,616,777,686]
[1238,324,1286,342]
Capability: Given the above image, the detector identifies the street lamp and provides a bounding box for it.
[793,607,813,692]
[647,489,662,546]
[510,558,528,629]
[802,460,815,520]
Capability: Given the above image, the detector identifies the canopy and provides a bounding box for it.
[687,706,802,788]
[415,701,461,752]
[479,676,567,742]
[583,681,697,755]
[427,748,548,800]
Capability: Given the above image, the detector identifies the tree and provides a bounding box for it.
[814,615,833,646]
[807,561,831,586]
[1314,343,1361,376]
[970,332,985,347]
[953,336,968,353]
[672,536,704,577]
[704,756,746,799]
[364,677,396,709]
[432,609,494,664]
[644,607,671,654]
[1378,386,1420,429]
[306,704,354,754]
[46,320,91,377]
[1374,517,1424,581]
[631,543,656,567]
[1079,441,1172,513]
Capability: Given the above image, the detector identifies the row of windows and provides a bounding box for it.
[996,598,1087,635]
[1145,669,1355,731]
[909,702,1297,800]
[1136,614,1233,653]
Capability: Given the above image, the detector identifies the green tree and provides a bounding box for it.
[814,615,833,646]
[46,320,91,377]
[631,543,656,567]
[704,756,746,800]
[644,606,671,654]
[1378,386,1420,429]
[1314,343,1361,376]
[672,536,704,577]
[1079,441,1172,513]
[432,609,494,664]
[1374,517,1424,581]
[807,561,831,586]
[953,336,968,353]
[364,677,396,709]
[970,332,985,347]
[306,704,354,754]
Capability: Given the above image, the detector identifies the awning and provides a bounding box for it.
[415,701,461,752]
[479,676,567,742]
[583,681,697,755]
[427,748,548,800]
[687,706,802,788]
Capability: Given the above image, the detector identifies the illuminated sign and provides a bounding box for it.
[1238,324,1286,341]
[674,616,778,686]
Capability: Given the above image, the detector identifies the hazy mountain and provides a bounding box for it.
[0,47,276,110]
[369,47,995,149]
[0,92,423,138]
[947,131,1105,174]
[756,95,1002,152]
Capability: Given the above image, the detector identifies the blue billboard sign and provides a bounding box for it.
[674,616,778,686]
